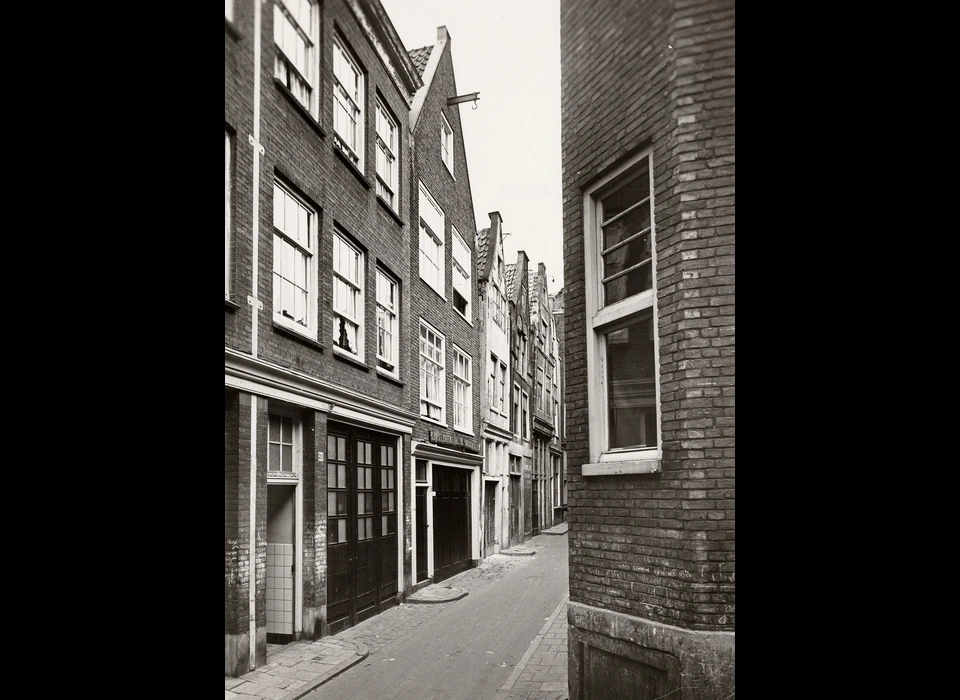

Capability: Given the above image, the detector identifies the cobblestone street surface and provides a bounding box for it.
[495,595,569,700]
[226,527,567,700]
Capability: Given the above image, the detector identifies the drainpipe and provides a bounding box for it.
[248,0,264,672]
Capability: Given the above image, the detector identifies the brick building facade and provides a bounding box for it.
[225,0,422,675]
[560,0,735,696]
[406,26,485,587]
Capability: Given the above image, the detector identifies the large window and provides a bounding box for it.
[333,230,364,358]
[274,0,317,114]
[584,150,661,472]
[375,100,398,209]
[418,183,445,296]
[513,384,521,436]
[453,346,472,433]
[225,130,233,300]
[376,268,398,376]
[333,36,364,168]
[492,283,506,329]
[499,360,507,414]
[273,180,317,337]
[419,321,445,422]
[521,390,529,440]
[451,226,471,319]
[441,112,454,175]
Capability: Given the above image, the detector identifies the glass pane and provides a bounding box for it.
[282,444,293,471]
[383,515,389,535]
[338,437,346,457]
[382,492,389,511]
[388,492,395,511]
[281,416,292,442]
[328,464,337,488]
[600,166,649,222]
[603,263,652,305]
[338,464,346,488]
[269,444,280,471]
[327,435,336,459]
[602,201,650,252]
[365,443,372,466]
[269,415,280,441]
[388,470,394,488]
[285,192,298,235]
[328,520,337,544]
[358,493,365,514]
[328,493,337,513]
[338,493,346,515]
[606,312,658,449]
[338,519,346,542]
[274,186,285,229]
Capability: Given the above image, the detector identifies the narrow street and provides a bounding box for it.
[304,531,568,700]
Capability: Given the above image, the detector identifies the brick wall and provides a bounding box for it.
[561,0,734,632]
[409,39,482,453]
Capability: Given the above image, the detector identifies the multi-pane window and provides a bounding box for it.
[513,384,521,435]
[356,440,375,541]
[333,37,364,168]
[273,181,316,335]
[419,321,445,422]
[419,183,444,296]
[416,458,428,482]
[381,444,397,538]
[274,0,316,113]
[268,414,298,472]
[333,230,364,358]
[451,226,471,318]
[327,434,348,544]
[585,150,661,467]
[492,283,506,329]
[453,346,472,433]
[521,391,529,440]
[376,268,398,375]
[488,354,497,408]
[521,334,528,376]
[375,101,398,209]
[441,112,454,174]
[225,130,233,300]
[553,455,561,504]
[536,362,545,412]
[499,361,507,414]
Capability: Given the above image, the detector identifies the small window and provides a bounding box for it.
[332,230,364,358]
[492,283,506,329]
[452,226,471,319]
[272,180,317,337]
[499,361,507,414]
[327,433,349,544]
[441,112,454,175]
[376,268,399,375]
[521,391,529,440]
[453,346,472,433]
[513,383,521,436]
[375,100,399,209]
[418,182,445,296]
[416,458,428,482]
[268,414,299,473]
[274,0,318,114]
[419,320,445,422]
[333,36,364,169]
[585,150,661,472]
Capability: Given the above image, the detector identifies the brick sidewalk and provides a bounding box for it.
[495,595,569,700]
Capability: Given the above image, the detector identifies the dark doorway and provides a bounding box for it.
[432,466,471,582]
[509,475,521,548]
[484,481,497,557]
[415,485,428,583]
[532,477,540,536]
[326,423,399,634]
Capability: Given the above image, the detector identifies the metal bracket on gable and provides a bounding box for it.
[247,295,263,310]
[248,134,264,155]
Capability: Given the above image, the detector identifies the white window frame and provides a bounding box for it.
[451,226,472,321]
[418,182,445,297]
[332,229,365,360]
[440,111,454,176]
[492,283,506,329]
[419,319,446,424]
[499,360,507,415]
[376,267,399,377]
[375,99,398,210]
[513,383,521,436]
[521,390,530,440]
[453,345,473,434]
[267,412,302,476]
[272,180,318,339]
[274,0,319,116]
[225,129,233,300]
[584,149,662,475]
[333,35,364,169]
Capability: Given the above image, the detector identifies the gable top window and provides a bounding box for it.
[375,101,399,210]
[274,0,317,114]
[584,149,661,474]
[452,226,471,319]
[441,112,454,175]
[333,36,364,169]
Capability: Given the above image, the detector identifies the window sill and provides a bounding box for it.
[333,146,371,189]
[274,79,326,139]
[420,416,448,428]
[582,458,661,476]
[376,368,404,386]
[420,278,446,302]
[273,320,324,351]
[376,195,404,226]
[332,345,369,371]
[443,160,455,180]
[225,297,241,312]
[225,17,242,40]
[454,427,475,437]
[453,308,473,326]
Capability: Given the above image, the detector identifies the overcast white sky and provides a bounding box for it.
[380,0,565,292]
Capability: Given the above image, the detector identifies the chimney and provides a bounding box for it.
[488,211,503,238]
